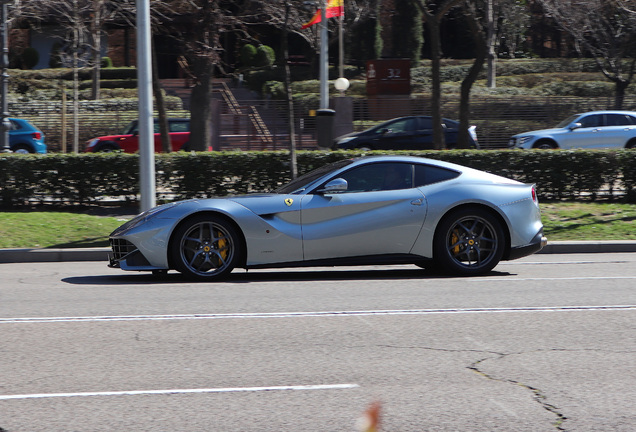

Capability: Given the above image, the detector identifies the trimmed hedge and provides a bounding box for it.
[1,150,635,208]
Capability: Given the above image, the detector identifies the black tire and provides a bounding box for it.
[433,207,505,276]
[533,140,557,149]
[11,144,32,154]
[626,140,636,149]
[170,214,241,281]
[95,142,120,152]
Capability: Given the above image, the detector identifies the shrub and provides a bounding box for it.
[256,45,276,68]
[1,150,635,208]
[240,44,258,67]
[101,57,113,68]
[21,48,40,70]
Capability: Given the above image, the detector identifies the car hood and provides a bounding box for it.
[511,127,566,137]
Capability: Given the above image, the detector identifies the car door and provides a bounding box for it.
[558,113,604,149]
[412,117,436,149]
[168,120,191,151]
[373,118,418,149]
[299,162,427,261]
[594,113,636,148]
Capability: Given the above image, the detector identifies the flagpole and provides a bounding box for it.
[319,0,328,109]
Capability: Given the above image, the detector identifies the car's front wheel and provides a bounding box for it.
[95,142,120,152]
[170,215,241,281]
[433,207,505,276]
[533,140,557,149]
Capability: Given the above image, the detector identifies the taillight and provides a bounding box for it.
[32,132,42,140]
[532,186,539,206]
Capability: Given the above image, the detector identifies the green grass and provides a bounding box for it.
[0,202,635,249]
[540,202,636,241]
[0,212,130,249]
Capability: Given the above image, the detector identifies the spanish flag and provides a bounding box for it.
[301,0,344,29]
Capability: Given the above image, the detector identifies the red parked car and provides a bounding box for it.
[84,118,191,153]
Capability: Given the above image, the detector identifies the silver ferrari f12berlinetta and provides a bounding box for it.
[109,155,547,280]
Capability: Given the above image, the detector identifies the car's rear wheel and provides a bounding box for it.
[433,207,505,276]
[533,140,557,149]
[11,144,32,154]
[625,139,636,149]
[170,214,241,281]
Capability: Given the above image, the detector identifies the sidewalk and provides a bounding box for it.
[2,241,636,264]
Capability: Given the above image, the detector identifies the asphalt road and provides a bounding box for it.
[1,254,635,432]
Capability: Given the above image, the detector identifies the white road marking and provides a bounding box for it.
[0,384,359,401]
[1,305,634,324]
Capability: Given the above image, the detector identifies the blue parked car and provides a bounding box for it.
[7,118,47,153]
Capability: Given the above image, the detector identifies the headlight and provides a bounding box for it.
[111,202,179,235]
[86,139,99,148]
[518,136,533,145]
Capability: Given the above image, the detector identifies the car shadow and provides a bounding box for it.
[62,267,514,285]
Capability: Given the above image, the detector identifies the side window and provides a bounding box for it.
[578,115,602,128]
[8,120,19,131]
[418,117,433,129]
[170,121,190,132]
[414,164,460,187]
[334,162,413,192]
[382,119,411,134]
[606,114,634,126]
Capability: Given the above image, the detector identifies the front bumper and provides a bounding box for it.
[108,238,165,271]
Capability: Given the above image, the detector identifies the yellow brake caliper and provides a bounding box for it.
[216,230,229,260]
[451,229,461,255]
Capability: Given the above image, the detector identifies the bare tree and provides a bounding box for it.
[414,0,463,150]
[537,0,636,109]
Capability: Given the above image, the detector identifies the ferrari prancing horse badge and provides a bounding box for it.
[285,198,293,206]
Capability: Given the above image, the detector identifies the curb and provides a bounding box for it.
[1,241,636,264]
[0,247,111,263]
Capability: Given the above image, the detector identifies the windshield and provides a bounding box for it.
[555,114,580,128]
[121,121,138,135]
[274,159,354,194]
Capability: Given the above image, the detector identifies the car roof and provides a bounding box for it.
[347,154,463,172]
[574,110,636,116]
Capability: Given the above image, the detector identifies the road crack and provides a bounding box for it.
[469,352,568,431]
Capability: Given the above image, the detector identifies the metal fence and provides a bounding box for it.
[9,94,636,152]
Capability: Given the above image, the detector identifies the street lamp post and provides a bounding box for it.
[0,0,12,153]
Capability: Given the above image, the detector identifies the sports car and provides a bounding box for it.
[109,155,547,280]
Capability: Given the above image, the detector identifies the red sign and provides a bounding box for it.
[366,59,411,95]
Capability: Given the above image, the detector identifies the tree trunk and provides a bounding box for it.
[428,19,445,150]
[90,0,101,100]
[152,38,171,152]
[486,0,496,88]
[614,79,628,110]
[458,0,487,149]
[416,0,463,150]
[283,2,297,179]
[189,60,214,151]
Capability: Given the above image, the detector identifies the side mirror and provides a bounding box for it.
[318,178,348,194]
[570,122,582,130]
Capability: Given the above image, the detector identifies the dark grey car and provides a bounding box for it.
[333,116,478,150]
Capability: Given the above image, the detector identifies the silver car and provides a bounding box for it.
[109,156,546,280]
[509,110,636,149]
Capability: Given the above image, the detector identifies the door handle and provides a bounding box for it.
[411,198,423,206]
